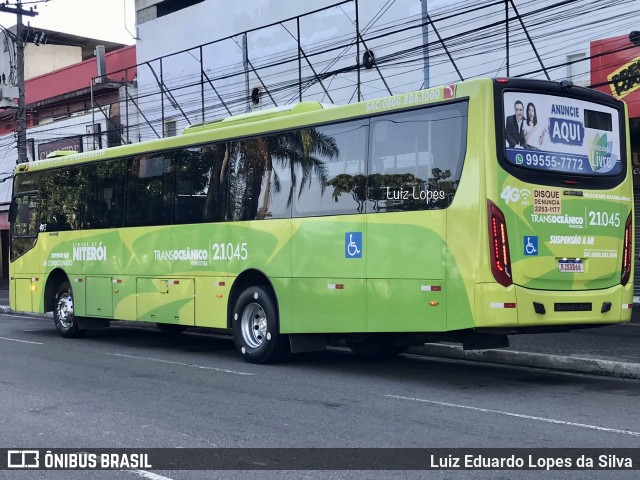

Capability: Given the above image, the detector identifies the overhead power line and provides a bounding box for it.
[1,0,638,152]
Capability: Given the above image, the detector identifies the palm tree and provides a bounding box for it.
[232,127,338,220]
[198,143,231,222]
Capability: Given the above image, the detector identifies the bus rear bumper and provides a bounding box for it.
[474,283,632,328]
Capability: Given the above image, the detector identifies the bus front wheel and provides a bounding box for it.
[232,286,289,364]
[53,281,86,338]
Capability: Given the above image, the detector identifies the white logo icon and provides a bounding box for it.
[347,234,361,256]
[7,450,39,469]
[501,186,531,205]
[525,237,537,255]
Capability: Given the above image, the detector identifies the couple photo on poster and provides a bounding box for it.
[505,99,547,150]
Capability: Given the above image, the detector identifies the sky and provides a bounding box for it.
[0,0,136,45]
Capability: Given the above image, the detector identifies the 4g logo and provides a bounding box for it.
[501,186,531,205]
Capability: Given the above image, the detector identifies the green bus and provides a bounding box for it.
[9,78,633,363]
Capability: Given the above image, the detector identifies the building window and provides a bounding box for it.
[567,53,589,86]
[157,0,204,18]
[164,120,177,137]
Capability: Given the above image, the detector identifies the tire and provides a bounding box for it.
[347,334,396,359]
[53,281,86,338]
[232,286,289,364]
[157,323,187,334]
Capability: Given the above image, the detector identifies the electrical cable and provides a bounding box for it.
[2,0,638,149]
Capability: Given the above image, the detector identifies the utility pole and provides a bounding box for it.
[0,1,38,164]
[421,0,429,88]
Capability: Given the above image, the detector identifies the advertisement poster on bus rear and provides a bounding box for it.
[503,92,622,176]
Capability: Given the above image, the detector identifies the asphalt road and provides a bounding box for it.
[1,312,639,480]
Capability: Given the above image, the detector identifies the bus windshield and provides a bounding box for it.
[502,91,622,177]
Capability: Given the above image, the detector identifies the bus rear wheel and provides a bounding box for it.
[53,281,86,338]
[232,286,289,364]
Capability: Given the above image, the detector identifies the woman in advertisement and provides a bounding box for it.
[522,102,546,150]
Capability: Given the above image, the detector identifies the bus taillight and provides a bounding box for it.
[488,200,512,287]
[621,212,632,286]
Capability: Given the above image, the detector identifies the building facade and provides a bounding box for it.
[129,0,637,142]
[0,35,136,280]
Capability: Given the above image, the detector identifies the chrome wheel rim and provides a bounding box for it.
[56,293,74,329]
[241,302,268,349]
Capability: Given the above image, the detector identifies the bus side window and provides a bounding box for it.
[85,159,125,229]
[13,195,37,236]
[39,167,85,231]
[174,144,229,224]
[228,136,293,221]
[368,102,468,213]
[10,193,40,260]
[126,154,175,227]
[293,120,368,217]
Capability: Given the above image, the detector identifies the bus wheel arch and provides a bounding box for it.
[44,268,70,312]
[227,269,278,329]
[228,269,289,363]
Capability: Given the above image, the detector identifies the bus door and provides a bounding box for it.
[9,192,40,312]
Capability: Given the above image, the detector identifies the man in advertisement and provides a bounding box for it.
[505,100,526,148]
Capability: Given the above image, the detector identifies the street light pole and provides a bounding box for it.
[0,1,38,164]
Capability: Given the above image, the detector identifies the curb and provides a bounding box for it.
[408,344,640,380]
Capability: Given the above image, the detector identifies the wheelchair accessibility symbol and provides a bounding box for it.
[524,236,538,256]
[345,232,362,258]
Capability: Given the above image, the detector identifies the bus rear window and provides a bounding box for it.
[502,92,622,177]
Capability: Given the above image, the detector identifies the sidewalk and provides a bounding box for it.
[1,283,639,378]
[411,319,640,379]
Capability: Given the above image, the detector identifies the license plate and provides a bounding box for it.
[558,259,584,273]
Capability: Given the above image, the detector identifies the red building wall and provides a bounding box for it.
[591,35,640,118]
[25,45,137,105]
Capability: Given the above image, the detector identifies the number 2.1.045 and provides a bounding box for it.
[587,211,620,228]
[212,243,248,261]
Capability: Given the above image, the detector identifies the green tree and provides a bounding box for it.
[327,173,367,213]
